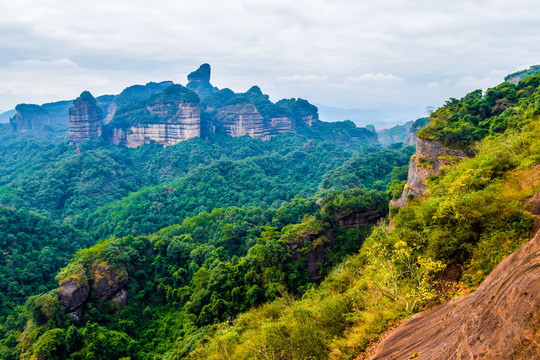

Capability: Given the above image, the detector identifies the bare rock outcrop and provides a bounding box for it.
[187,63,218,99]
[104,81,174,123]
[58,262,129,318]
[216,102,266,139]
[371,225,540,360]
[58,279,90,320]
[105,84,201,147]
[392,137,468,207]
[93,261,129,302]
[10,104,50,132]
[68,91,102,144]
[108,102,201,147]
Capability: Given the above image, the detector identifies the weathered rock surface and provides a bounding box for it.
[111,288,128,309]
[108,102,201,147]
[58,262,129,317]
[104,81,174,123]
[93,262,128,302]
[105,84,201,147]
[267,116,293,136]
[58,279,89,315]
[216,102,267,139]
[392,137,468,207]
[68,91,102,143]
[10,104,50,132]
[371,226,540,360]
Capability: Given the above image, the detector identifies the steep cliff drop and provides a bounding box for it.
[104,84,201,147]
[68,91,103,144]
[392,137,468,207]
[10,104,50,132]
[371,194,540,360]
[216,101,267,139]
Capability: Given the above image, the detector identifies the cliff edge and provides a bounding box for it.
[371,197,540,359]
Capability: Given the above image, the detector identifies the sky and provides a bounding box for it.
[1,0,539,126]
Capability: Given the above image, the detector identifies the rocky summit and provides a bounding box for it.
[10,104,50,132]
[68,91,103,144]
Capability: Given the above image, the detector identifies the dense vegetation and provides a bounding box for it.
[183,75,540,360]
[107,84,199,128]
[418,73,540,150]
[1,72,539,359]
[0,207,91,359]
[11,188,388,360]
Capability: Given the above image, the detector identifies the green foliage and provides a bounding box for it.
[320,146,414,192]
[0,207,91,318]
[107,84,198,129]
[418,72,540,150]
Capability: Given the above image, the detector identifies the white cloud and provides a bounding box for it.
[344,73,404,84]
[278,74,328,82]
[13,58,79,68]
[0,0,540,124]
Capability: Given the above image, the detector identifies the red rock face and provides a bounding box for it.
[392,138,468,207]
[371,227,540,360]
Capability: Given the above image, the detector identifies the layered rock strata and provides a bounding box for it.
[371,215,540,360]
[392,137,468,207]
[10,104,50,132]
[104,81,174,123]
[68,91,102,144]
[216,102,266,139]
[108,101,200,147]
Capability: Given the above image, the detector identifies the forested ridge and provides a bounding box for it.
[0,73,539,359]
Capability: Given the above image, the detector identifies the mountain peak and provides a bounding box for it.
[187,63,211,83]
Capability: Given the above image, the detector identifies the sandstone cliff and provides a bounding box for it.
[392,137,468,207]
[10,104,50,132]
[104,81,174,123]
[104,84,201,147]
[68,91,103,144]
[215,101,267,139]
[371,202,540,360]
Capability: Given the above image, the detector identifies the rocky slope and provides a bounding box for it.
[505,65,540,85]
[371,194,540,359]
[392,137,468,207]
[68,91,103,143]
[10,104,50,132]
[104,84,201,147]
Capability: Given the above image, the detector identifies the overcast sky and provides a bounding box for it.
[1,0,539,125]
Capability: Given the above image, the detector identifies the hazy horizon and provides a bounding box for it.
[1,0,539,126]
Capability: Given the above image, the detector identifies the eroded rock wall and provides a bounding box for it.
[392,137,468,207]
[109,102,200,147]
[10,104,50,132]
[216,102,266,139]
[68,92,102,144]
